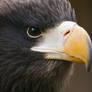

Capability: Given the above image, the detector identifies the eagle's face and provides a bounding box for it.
[0,0,92,92]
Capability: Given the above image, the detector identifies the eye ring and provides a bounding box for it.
[27,27,42,38]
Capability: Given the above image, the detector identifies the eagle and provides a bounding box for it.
[0,0,92,92]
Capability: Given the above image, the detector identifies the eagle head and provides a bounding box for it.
[0,0,91,92]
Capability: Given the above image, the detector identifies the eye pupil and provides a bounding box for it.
[30,27,41,36]
[27,27,41,38]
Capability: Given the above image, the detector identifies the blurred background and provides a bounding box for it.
[65,0,92,92]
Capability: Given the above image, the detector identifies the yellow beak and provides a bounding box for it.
[63,25,92,71]
[31,21,92,71]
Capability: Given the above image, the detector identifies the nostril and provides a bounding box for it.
[64,30,70,36]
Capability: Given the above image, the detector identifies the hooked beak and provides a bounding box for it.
[31,21,92,71]
[63,24,92,71]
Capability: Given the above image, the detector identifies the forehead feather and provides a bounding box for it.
[0,0,76,28]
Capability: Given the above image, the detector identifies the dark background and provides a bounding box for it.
[65,0,92,92]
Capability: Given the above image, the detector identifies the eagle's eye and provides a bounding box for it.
[27,27,42,38]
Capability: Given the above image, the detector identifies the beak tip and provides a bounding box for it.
[87,39,92,72]
[87,64,91,72]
